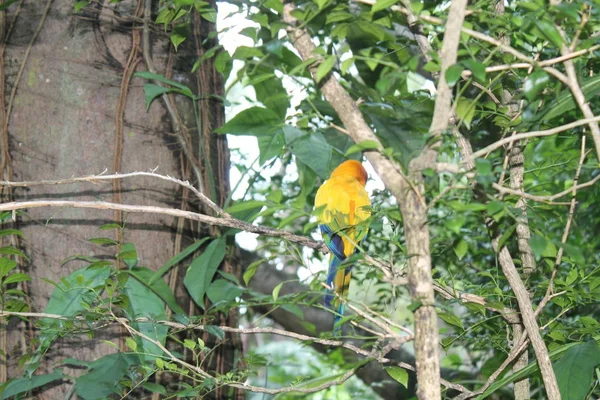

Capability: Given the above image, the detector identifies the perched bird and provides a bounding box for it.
[314,160,371,332]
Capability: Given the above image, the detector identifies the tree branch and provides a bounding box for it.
[464,115,600,163]
[0,199,324,250]
[1,170,228,217]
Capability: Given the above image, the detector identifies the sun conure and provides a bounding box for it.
[314,160,370,332]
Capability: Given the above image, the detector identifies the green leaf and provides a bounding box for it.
[204,325,225,340]
[445,64,464,87]
[215,106,281,136]
[141,382,168,395]
[272,282,284,302]
[183,339,197,350]
[117,242,138,269]
[44,265,111,319]
[0,229,23,238]
[361,103,428,169]
[124,274,168,362]
[523,70,550,102]
[288,133,335,179]
[529,235,548,258]
[475,158,492,176]
[99,223,122,230]
[73,1,90,12]
[263,0,283,13]
[232,46,264,60]
[128,267,185,316]
[534,20,564,48]
[149,238,210,284]
[74,353,138,400]
[1,371,63,399]
[562,243,585,264]
[184,237,226,308]
[243,258,265,286]
[170,25,188,51]
[554,341,600,400]
[225,201,267,214]
[565,268,578,285]
[140,84,172,110]
[135,71,191,92]
[371,0,398,12]
[206,279,244,305]
[315,55,336,84]
[0,246,28,260]
[455,98,476,129]
[0,0,18,11]
[88,237,118,246]
[384,366,409,388]
[445,215,466,234]
[454,239,468,260]
[344,140,380,156]
[0,257,17,279]
[3,273,31,285]
[125,337,137,352]
[486,200,504,215]
[438,311,464,330]
[272,371,349,399]
[252,66,290,119]
[257,131,285,164]
[462,59,487,84]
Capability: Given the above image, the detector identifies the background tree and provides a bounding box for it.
[1,0,600,399]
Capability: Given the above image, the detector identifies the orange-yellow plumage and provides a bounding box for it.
[314,160,370,331]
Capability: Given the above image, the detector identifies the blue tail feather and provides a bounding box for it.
[333,303,345,335]
[324,256,340,309]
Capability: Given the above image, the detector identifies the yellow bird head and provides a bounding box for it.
[329,160,368,187]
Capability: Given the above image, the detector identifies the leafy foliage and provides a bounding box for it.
[3,0,600,399]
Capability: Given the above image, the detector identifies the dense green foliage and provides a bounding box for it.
[1,0,600,399]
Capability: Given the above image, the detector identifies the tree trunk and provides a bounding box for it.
[0,0,236,397]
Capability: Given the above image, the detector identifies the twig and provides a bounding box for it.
[433,282,520,324]
[459,45,600,78]
[491,173,600,202]
[0,199,323,250]
[0,170,229,218]
[464,116,600,163]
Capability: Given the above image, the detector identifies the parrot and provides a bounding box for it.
[314,159,371,332]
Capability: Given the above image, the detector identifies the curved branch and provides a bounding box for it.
[0,199,324,250]
[1,170,228,217]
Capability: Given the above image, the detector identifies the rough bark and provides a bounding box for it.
[1,0,234,397]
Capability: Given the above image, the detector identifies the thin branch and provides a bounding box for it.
[491,173,600,202]
[0,199,324,250]
[433,282,520,324]
[460,45,600,78]
[465,116,600,163]
[0,170,229,218]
